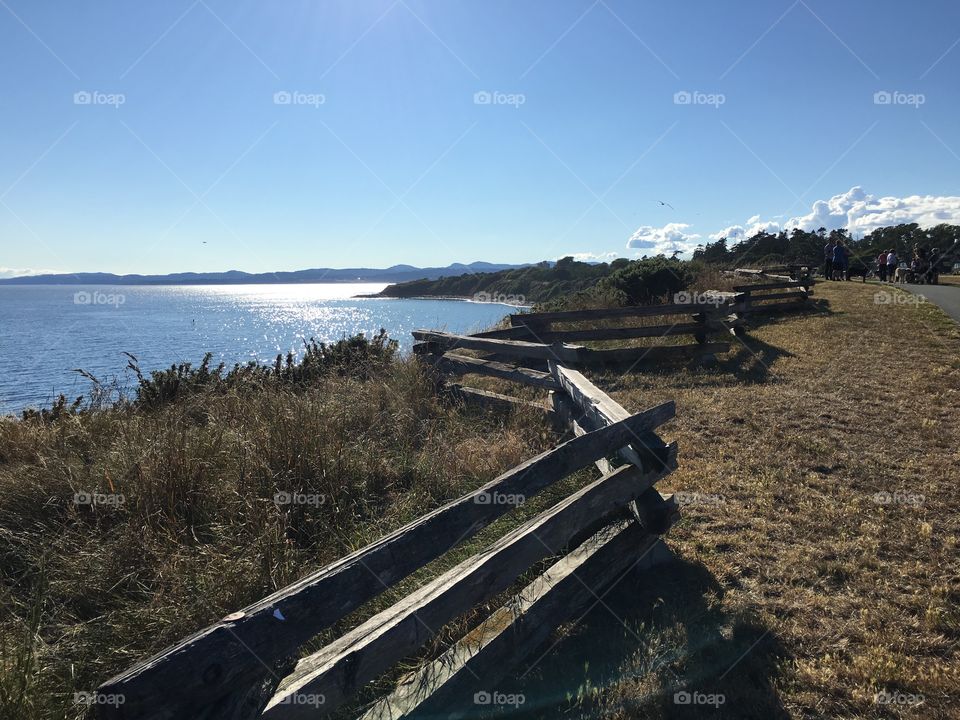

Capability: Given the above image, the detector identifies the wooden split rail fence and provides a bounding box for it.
[96,277,816,719]
[413,276,815,403]
[728,275,814,316]
[412,295,740,377]
[96,365,680,720]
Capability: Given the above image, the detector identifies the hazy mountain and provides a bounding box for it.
[0,262,534,286]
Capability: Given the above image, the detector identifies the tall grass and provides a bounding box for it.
[0,334,552,719]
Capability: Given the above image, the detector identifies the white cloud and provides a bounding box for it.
[709,219,781,242]
[786,186,960,234]
[784,186,869,231]
[0,267,55,279]
[709,187,960,242]
[627,222,701,255]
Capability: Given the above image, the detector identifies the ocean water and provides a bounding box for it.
[0,284,520,415]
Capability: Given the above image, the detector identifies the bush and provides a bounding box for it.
[594,257,693,305]
[255,328,399,385]
[125,330,399,410]
[126,352,226,409]
[20,394,83,424]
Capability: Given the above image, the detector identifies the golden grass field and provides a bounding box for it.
[495,279,960,719]
[1,279,957,719]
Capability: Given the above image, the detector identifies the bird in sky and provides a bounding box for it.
[657,200,675,210]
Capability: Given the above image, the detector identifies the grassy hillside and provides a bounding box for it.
[2,280,958,719]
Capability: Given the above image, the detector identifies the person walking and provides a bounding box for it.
[877,249,888,282]
[824,239,835,280]
[886,248,898,282]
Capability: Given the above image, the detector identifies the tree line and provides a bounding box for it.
[693,223,960,270]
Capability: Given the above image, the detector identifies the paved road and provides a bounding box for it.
[902,283,960,323]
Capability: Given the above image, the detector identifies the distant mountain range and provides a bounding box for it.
[0,262,537,286]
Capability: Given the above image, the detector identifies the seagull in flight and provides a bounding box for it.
[657,200,675,210]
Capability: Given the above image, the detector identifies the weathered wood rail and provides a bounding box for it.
[95,361,680,719]
[505,297,741,353]
[730,278,814,316]
[414,274,817,428]
[412,295,742,377]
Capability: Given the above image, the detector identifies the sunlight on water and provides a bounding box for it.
[0,284,520,414]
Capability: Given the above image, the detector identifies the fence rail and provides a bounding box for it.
[729,278,813,316]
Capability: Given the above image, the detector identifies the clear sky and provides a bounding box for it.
[3,0,960,276]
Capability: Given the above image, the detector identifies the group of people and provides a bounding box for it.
[823,239,942,284]
[877,245,940,283]
[874,248,898,282]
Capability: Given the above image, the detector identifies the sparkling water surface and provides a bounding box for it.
[0,284,519,414]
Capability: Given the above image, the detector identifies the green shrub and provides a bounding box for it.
[594,257,693,305]
[20,395,83,424]
[126,330,399,410]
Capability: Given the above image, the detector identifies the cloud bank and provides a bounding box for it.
[709,218,782,242]
[786,187,960,234]
[708,187,960,243]
[0,267,54,279]
[615,187,960,259]
[627,222,701,256]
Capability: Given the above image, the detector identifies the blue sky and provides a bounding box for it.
[2,0,960,275]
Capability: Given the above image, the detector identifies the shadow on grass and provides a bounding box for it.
[709,300,832,383]
[714,331,797,383]
[407,557,788,720]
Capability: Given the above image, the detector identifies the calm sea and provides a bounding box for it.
[0,284,519,415]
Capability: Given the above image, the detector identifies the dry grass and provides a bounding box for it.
[2,280,958,719]
[0,358,556,720]
[483,280,959,719]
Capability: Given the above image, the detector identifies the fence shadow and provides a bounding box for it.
[410,557,788,720]
[710,301,831,383]
[715,331,797,383]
